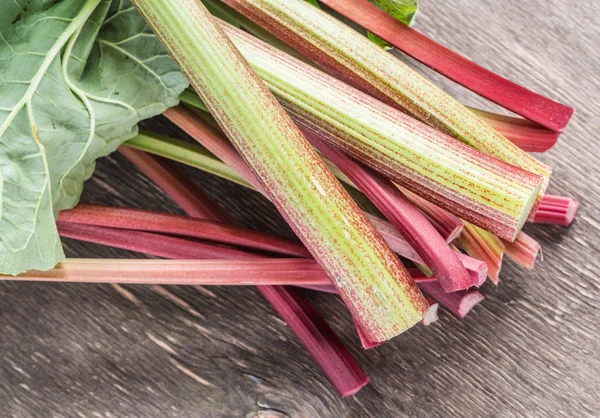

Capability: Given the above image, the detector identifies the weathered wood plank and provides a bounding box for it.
[1,0,599,416]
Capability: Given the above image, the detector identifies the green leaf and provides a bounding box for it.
[366,0,419,49]
[304,0,322,7]
[0,0,188,274]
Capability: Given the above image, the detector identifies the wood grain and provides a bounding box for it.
[1,0,599,416]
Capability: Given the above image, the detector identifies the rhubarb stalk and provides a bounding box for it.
[318,0,573,132]
[60,205,311,258]
[219,0,551,208]
[312,136,472,292]
[534,195,579,226]
[121,148,369,396]
[457,222,505,284]
[503,232,541,270]
[469,108,561,153]
[181,24,543,240]
[9,258,331,286]
[131,0,431,342]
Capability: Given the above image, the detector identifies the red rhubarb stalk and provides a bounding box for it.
[59,205,310,258]
[319,0,574,132]
[534,195,579,226]
[259,286,369,396]
[369,214,487,286]
[503,232,541,270]
[312,136,472,292]
[123,148,369,396]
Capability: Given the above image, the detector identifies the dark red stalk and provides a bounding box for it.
[312,136,473,292]
[122,150,368,396]
[258,286,369,396]
[470,108,560,152]
[59,205,310,258]
[57,221,254,260]
[319,0,574,132]
[534,195,579,226]
[119,146,234,222]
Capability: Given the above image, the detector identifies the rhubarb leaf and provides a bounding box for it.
[367,0,419,48]
[0,0,188,274]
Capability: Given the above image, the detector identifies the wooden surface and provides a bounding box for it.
[1,0,599,416]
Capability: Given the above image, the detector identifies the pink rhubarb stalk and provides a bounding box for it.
[503,232,541,270]
[417,281,485,319]
[318,0,574,133]
[124,149,369,396]
[534,195,579,226]
[312,136,472,292]
[58,221,255,260]
[10,258,331,286]
[398,187,464,243]
[469,108,561,153]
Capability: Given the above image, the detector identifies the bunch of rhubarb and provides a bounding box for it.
[0,0,578,397]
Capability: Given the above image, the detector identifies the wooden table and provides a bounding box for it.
[1,0,598,416]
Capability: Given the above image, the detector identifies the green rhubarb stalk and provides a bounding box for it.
[457,221,505,284]
[125,131,252,188]
[131,0,428,342]
[180,24,543,240]
[219,0,551,211]
[127,128,488,282]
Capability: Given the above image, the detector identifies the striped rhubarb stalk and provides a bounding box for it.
[131,0,428,342]
[318,0,573,132]
[315,155,464,243]
[179,26,543,240]
[311,135,472,292]
[219,0,551,209]
[534,195,579,226]
[397,187,464,243]
[150,115,487,281]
